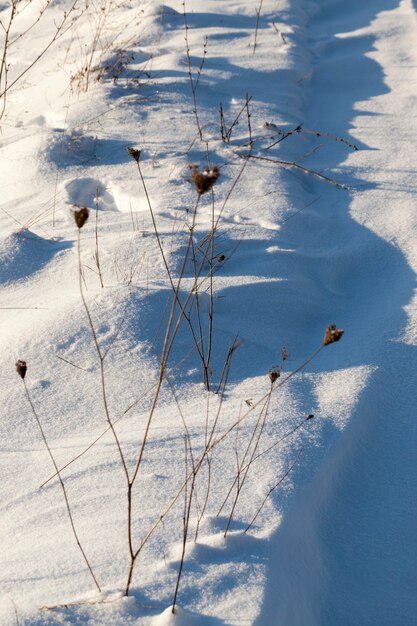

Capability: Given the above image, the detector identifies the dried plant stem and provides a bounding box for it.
[145,345,322,544]
[219,95,253,143]
[77,229,129,481]
[130,194,201,485]
[244,447,304,533]
[0,0,83,119]
[217,413,308,519]
[190,235,208,387]
[124,195,201,596]
[172,435,197,613]
[124,323,235,595]
[94,188,104,288]
[194,455,211,541]
[253,0,264,53]
[271,21,287,45]
[205,188,216,388]
[223,386,273,536]
[218,392,269,518]
[84,0,110,93]
[212,344,324,451]
[20,377,100,592]
[120,333,336,594]
[132,157,206,368]
[265,125,358,152]
[39,346,199,489]
[194,389,215,541]
[6,596,20,626]
[213,108,253,232]
[215,337,239,394]
[0,0,16,119]
[245,153,348,189]
[182,0,203,140]
[9,0,52,46]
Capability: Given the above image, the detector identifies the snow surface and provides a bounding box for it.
[1,0,417,624]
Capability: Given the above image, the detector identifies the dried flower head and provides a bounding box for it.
[217,254,226,263]
[323,324,344,346]
[16,360,27,379]
[127,147,141,162]
[73,206,89,229]
[190,164,220,195]
[306,413,314,420]
[269,367,280,384]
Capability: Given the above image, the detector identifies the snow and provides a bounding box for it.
[1,0,417,624]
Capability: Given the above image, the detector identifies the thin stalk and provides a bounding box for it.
[133,157,205,365]
[77,228,129,481]
[172,436,197,612]
[246,153,348,189]
[20,377,100,592]
[182,0,203,140]
[204,187,216,389]
[223,387,273,536]
[244,447,304,533]
[126,336,334,565]
[124,196,201,596]
[217,414,313,516]
[94,188,104,288]
[253,0,264,53]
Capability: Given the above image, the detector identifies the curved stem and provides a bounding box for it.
[22,380,101,592]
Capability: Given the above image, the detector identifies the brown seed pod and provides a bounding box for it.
[190,164,220,195]
[127,147,141,162]
[323,324,344,346]
[306,413,314,420]
[217,254,226,263]
[73,206,89,229]
[268,367,280,384]
[16,360,27,379]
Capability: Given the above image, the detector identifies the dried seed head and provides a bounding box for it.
[127,146,141,162]
[217,254,226,263]
[323,324,344,346]
[190,164,220,195]
[306,413,314,420]
[269,367,280,384]
[73,206,89,229]
[16,360,27,379]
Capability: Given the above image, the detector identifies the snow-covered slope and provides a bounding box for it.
[1,0,416,624]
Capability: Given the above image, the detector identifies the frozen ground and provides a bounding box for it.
[1,0,417,624]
